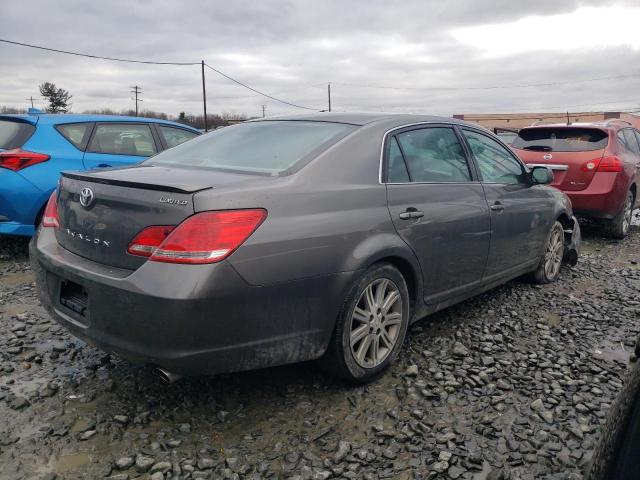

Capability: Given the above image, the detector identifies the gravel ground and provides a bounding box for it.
[1,214,639,480]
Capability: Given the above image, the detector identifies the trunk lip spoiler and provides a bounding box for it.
[61,171,212,194]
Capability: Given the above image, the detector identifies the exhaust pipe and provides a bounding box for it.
[153,367,183,384]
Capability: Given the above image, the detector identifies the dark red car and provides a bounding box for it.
[512,120,639,238]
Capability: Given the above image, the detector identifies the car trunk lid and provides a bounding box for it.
[512,126,609,191]
[56,166,206,270]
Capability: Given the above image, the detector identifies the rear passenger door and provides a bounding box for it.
[461,128,553,278]
[384,124,491,304]
[82,123,159,170]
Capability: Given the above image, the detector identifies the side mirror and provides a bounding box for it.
[530,166,554,185]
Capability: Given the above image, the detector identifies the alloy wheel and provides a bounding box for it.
[544,225,563,279]
[349,278,403,369]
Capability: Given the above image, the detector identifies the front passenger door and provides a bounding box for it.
[83,123,158,170]
[461,129,554,278]
[385,125,491,304]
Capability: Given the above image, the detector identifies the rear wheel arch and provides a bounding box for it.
[630,183,637,203]
[373,256,419,315]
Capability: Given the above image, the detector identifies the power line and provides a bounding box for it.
[0,38,199,65]
[0,38,319,111]
[203,63,317,110]
[330,73,640,92]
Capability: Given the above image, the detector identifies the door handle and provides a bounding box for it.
[399,209,424,220]
[490,202,504,212]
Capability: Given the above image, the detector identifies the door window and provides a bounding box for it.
[622,129,640,155]
[88,124,157,156]
[158,125,198,149]
[394,127,472,182]
[463,129,527,184]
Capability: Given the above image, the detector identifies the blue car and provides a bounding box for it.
[0,111,200,236]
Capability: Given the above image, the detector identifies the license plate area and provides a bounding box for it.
[59,280,88,318]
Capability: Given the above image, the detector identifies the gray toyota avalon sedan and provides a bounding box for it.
[30,113,580,383]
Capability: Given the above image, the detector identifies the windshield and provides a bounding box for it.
[0,120,36,149]
[512,127,609,152]
[146,120,356,175]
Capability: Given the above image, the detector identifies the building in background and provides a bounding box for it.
[453,111,640,130]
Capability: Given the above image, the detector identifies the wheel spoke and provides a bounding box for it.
[374,279,388,306]
[371,335,380,362]
[380,328,394,348]
[350,324,369,346]
[356,334,372,363]
[353,306,370,324]
[364,285,377,311]
[381,290,400,313]
[382,312,402,327]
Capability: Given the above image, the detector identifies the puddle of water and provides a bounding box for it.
[472,461,493,480]
[593,345,631,364]
[48,452,91,473]
[0,270,33,288]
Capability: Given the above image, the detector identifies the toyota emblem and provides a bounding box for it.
[79,187,94,208]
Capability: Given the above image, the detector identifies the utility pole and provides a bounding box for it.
[201,60,208,132]
[130,86,142,116]
[25,96,34,108]
[262,105,266,118]
[327,82,331,112]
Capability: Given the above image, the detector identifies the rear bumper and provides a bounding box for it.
[0,168,49,237]
[30,227,354,376]
[0,221,36,236]
[563,172,628,219]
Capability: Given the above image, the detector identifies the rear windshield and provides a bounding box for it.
[146,120,356,175]
[512,127,609,152]
[0,120,36,149]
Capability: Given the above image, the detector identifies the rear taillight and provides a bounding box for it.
[127,209,267,264]
[0,149,50,171]
[42,191,59,228]
[127,226,175,257]
[596,156,623,172]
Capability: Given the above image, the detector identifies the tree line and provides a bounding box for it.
[2,82,250,129]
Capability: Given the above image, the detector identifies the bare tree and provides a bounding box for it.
[39,82,72,113]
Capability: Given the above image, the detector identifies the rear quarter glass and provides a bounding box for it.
[0,120,36,149]
[513,127,608,152]
[55,123,93,150]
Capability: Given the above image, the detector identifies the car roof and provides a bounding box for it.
[252,112,478,130]
[0,113,199,131]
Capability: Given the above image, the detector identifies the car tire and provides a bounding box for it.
[532,220,565,284]
[606,190,634,239]
[322,263,410,384]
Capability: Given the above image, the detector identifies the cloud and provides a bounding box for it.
[1,0,639,117]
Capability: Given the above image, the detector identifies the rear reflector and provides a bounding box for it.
[42,191,59,228]
[596,156,623,172]
[0,149,50,171]
[127,209,267,264]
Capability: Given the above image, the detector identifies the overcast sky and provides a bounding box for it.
[1,0,639,118]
